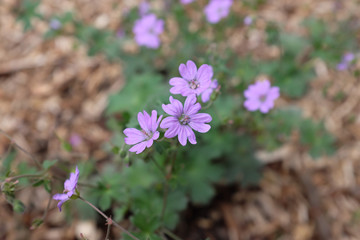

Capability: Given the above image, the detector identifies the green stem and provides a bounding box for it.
[78,197,139,240]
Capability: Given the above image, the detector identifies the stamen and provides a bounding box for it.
[179,114,190,125]
[189,80,200,90]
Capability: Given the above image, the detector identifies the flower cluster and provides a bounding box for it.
[123,60,280,154]
[124,60,217,154]
[133,1,234,48]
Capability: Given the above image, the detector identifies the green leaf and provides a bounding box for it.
[42,159,57,170]
[114,206,127,222]
[13,199,26,213]
[31,218,44,229]
[106,73,168,115]
[62,141,73,152]
[99,193,112,211]
[1,150,16,175]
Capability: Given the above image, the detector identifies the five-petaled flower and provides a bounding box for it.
[133,14,164,49]
[160,95,212,146]
[53,166,79,211]
[124,110,163,154]
[244,79,280,113]
[204,0,233,24]
[169,60,213,97]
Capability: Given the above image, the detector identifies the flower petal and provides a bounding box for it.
[190,113,212,123]
[183,95,197,114]
[124,128,146,145]
[184,125,197,144]
[196,64,213,84]
[138,112,148,132]
[152,131,160,140]
[129,141,148,154]
[164,124,180,138]
[244,99,261,111]
[179,60,197,80]
[160,116,178,129]
[178,126,187,146]
[162,96,183,116]
[189,122,211,133]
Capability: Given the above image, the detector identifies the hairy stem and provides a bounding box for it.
[0,129,42,169]
[78,196,139,240]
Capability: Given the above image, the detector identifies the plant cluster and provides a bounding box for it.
[2,0,359,239]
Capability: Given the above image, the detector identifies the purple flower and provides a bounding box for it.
[337,52,356,71]
[244,80,280,113]
[133,14,164,49]
[69,134,82,147]
[343,53,355,63]
[180,0,195,4]
[204,0,233,24]
[160,95,212,146]
[244,16,253,26]
[139,1,150,16]
[201,79,219,103]
[49,18,61,30]
[53,166,79,211]
[124,110,162,154]
[169,60,213,97]
[336,62,348,71]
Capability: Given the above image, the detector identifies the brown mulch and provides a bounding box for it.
[1,0,360,239]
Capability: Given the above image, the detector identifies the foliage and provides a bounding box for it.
[7,0,359,239]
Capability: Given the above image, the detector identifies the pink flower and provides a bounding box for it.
[201,79,219,103]
[160,95,212,146]
[69,134,82,147]
[133,14,164,49]
[169,60,213,97]
[244,80,280,113]
[53,166,79,211]
[244,16,253,26]
[180,0,195,4]
[204,0,233,24]
[124,110,162,154]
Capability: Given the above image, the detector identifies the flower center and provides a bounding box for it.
[141,130,153,140]
[259,94,267,102]
[189,80,200,90]
[179,114,190,125]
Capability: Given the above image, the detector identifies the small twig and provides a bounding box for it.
[42,192,53,220]
[78,196,139,240]
[162,228,183,240]
[0,129,42,169]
